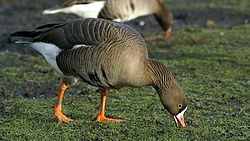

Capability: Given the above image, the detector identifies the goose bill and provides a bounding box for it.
[165,28,172,38]
[173,107,187,127]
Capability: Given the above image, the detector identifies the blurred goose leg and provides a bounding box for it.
[95,89,126,122]
[51,81,73,122]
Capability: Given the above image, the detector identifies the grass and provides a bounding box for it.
[1,25,250,140]
[167,0,250,15]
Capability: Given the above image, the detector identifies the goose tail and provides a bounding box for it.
[10,31,36,44]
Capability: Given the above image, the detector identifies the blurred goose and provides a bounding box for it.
[43,0,173,38]
[10,18,186,127]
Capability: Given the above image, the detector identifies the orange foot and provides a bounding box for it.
[94,113,127,122]
[52,104,73,122]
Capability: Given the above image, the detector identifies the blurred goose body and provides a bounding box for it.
[11,18,186,127]
[43,1,105,18]
[43,0,173,38]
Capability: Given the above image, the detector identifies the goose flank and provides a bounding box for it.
[10,18,186,127]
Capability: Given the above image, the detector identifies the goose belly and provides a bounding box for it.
[55,47,116,88]
[31,42,63,74]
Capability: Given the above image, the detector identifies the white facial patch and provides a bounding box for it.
[176,107,187,119]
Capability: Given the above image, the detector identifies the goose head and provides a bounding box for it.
[148,60,187,127]
[158,85,187,127]
[155,0,173,38]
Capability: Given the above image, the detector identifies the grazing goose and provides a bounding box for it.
[43,0,173,38]
[10,18,186,127]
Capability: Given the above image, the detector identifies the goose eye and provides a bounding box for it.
[178,104,182,109]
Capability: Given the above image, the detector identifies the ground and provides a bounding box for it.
[0,0,250,140]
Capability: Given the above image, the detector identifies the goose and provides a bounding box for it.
[10,18,186,127]
[43,0,173,38]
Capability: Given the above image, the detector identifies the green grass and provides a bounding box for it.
[167,0,250,15]
[1,24,250,140]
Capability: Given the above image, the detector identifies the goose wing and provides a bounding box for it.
[34,18,143,49]
[24,18,120,50]
[11,18,144,51]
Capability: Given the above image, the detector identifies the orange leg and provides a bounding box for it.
[94,89,126,122]
[51,81,72,122]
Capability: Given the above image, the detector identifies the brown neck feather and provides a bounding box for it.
[147,59,177,92]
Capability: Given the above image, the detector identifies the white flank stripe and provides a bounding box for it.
[73,44,86,49]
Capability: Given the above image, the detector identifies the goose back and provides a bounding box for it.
[31,18,142,49]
